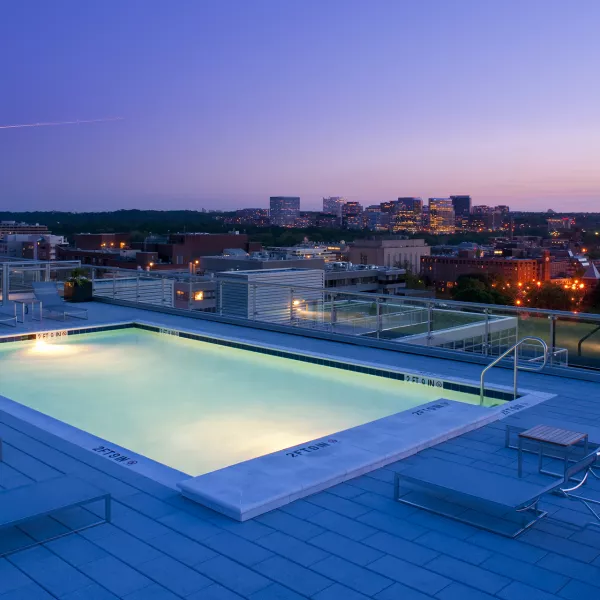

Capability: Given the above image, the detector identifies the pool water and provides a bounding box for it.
[0,329,490,475]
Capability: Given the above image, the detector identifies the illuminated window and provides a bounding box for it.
[176,290,185,297]
[194,291,204,301]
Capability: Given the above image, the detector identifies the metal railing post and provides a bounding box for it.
[483,308,490,356]
[426,302,433,345]
[328,293,335,332]
[549,315,556,366]
[0,265,6,306]
[290,288,295,324]
[112,271,116,298]
[161,278,165,304]
[218,280,223,316]
[513,344,519,399]
[136,274,140,303]
[376,298,381,339]
[188,280,193,310]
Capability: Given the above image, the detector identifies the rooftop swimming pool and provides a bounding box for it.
[0,328,501,476]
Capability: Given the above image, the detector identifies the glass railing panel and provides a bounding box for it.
[554,315,600,371]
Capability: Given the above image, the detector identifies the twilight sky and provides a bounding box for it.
[1,0,599,212]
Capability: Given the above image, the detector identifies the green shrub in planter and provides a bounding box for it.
[63,268,93,302]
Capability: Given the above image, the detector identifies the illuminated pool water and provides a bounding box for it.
[0,329,494,475]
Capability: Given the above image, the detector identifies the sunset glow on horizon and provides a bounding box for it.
[2,0,599,212]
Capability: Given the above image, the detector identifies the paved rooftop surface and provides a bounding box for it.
[1,302,600,599]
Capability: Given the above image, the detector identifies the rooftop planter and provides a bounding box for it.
[63,268,93,302]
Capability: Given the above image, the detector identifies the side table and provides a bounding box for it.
[518,424,588,478]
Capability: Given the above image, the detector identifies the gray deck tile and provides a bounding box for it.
[257,510,326,542]
[407,510,480,541]
[357,509,428,541]
[279,499,326,520]
[374,582,436,600]
[61,584,119,600]
[257,531,330,567]
[309,531,384,567]
[480,553,569,594]
[326,483,365,500]
[351,491,418,520]
[497,581,559,600]
[307,509,379,542]
[363,531,438,566]
[158,510,222,542]
[313,583,372,600]
[342,475,394,497]
[188,583,245,599]
[310,555,393,596]
[557,579,600,600]
[147,531,217,566]
[23,558,94,597]
[195,555,272,597]
[137,555,213,596]
[537,552,600,588]
[426,554,511,595]
[367,554,451,596]
[124,583,180,599]
[0,559,36,596]
[572,529,600,553]
[435,582,497,600]
[103,503,172,541]
[254,556,333,596]
[248,583,307,599]
[202,531,274,566]
[119,492,178,520]
[415,531,492,565]
[91,528,163,566]
[466,530,548,564]
[7,546,57,571]
[0,583,55,599]
[79,555,153,597]
[305,492,371,519]
[207,516,275,542]
[520,529,600,563]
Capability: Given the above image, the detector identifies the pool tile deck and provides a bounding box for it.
[1,302,600,598]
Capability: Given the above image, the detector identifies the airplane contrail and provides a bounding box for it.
[0,117,124,130]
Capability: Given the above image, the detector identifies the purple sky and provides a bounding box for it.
[1,0,599,212]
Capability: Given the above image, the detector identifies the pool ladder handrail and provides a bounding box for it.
[480,336,548,405]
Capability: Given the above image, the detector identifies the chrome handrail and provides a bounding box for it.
[480,336,548,405]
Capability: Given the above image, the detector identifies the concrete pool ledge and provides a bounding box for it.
[178,398,506,521]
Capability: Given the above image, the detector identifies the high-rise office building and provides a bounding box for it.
[470,205,504,231]
[450,195,471,218]
[392,197,423,233]
[322,197,345,219]
[342,201,364,230]
[450,195,471,229]
[428,198,455,234]
[269,197,300,227]
[365,205,389,232]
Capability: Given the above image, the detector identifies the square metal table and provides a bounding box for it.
[13,299,43,323]
[518,424,588,478]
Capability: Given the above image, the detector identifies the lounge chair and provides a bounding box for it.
[32,282,88,320]
[0,311,17,327]
[0,475,111,557]
[394,450,600,538]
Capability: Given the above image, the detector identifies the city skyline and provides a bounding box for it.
[2,1,599,212]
